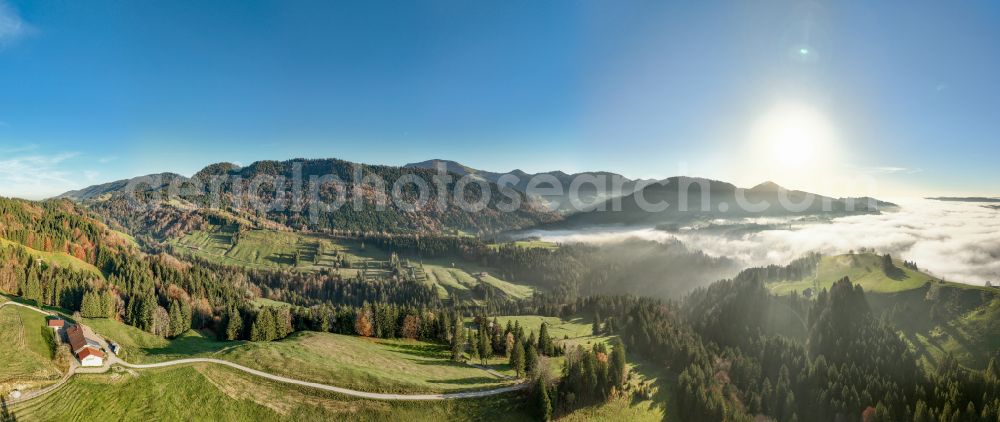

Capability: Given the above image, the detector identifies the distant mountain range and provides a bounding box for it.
[57,172,188,201]
[557,177,896,227]
[56,158,560,237]
[404,159,655,214]
[54,157,894,237]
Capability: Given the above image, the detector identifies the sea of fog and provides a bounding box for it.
[516,199,1000,286]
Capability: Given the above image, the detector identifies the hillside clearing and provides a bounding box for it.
[768,254,934,295]
[83,317,237,363]
[218,331,516,394]
[0,238,104,279]
[169,227,536,302]
[84,318,517,394]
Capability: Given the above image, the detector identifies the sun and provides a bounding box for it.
[751,103,835,169]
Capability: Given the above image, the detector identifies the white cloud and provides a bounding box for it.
[522,199,1000,286]
[0,1,30,45]
[849,165,923,175]
[0,150,81,200]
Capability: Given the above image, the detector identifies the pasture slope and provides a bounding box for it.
[168,227,536,302]
[0,302,62,397]
[767,253,1000,370]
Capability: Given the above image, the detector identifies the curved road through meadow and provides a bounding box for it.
[1,299,527,406]
[110,356,527,400]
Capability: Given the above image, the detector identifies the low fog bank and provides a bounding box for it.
[517,199,1000,286]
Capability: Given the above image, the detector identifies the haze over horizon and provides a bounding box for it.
[2,0,999,199]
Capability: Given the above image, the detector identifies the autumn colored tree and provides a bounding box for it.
[355,307,374,337]
[401,314,421,339]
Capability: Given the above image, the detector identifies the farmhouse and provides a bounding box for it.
[66,325,105,367]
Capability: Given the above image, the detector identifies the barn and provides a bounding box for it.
[66,325,106,367]
[77,347,106,367]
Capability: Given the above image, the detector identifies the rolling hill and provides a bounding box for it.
[0,196,137,295]
[766,253,1000,370]
[165,225,537,303]
[559,178,896,227]
[56,172,189,202]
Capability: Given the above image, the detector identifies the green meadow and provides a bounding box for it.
[767,253,936,295]
[767,253,1000,370]
[168,226,537,302]
[10,365,533,421]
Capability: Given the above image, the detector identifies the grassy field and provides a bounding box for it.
[421,261,535,301]
[559,357,677,422]
[489,240,560,251]
[253,297,293,308]
[168,226,396,277]
[0,305,62,395]
[169,226,537,302]
[768,253,938,295]
[0,238,104,279]
[83,317,238,363]
[84,317,515,394]
[465,315,673,421]
[9,365,534,421]
[472,315,596,342]
[867,283,1000,370]
[765,253,1000,370]
[168,226,328,271]
[69,313,672,420]
[218,331,515,394]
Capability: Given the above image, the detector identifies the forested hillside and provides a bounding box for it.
[60,158,561,236]
[576,275,1000,421]
[764,252,1000,370]
[5,192,997,422]
[405,159,653,214]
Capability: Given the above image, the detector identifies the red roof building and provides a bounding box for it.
[77,347,105,360]
[67,325,88,353]
[47,319,65,328]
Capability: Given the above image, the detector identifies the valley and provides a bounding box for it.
[0,169,997,422]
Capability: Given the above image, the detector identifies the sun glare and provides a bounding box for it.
[751,103,835,169]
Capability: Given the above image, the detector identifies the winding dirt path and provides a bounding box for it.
[1,300,527,406]
[112,356,526,400]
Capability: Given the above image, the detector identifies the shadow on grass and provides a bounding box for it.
[1,396,17,422]
[378,340,450,359]
[144,330,239,358]
[628,359,680,422]
[902,330,938,368]
[0,294,76,323]
[937,323,985,367]
[425,376,505,386]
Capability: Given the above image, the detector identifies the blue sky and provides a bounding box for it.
[0,0,998,199]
